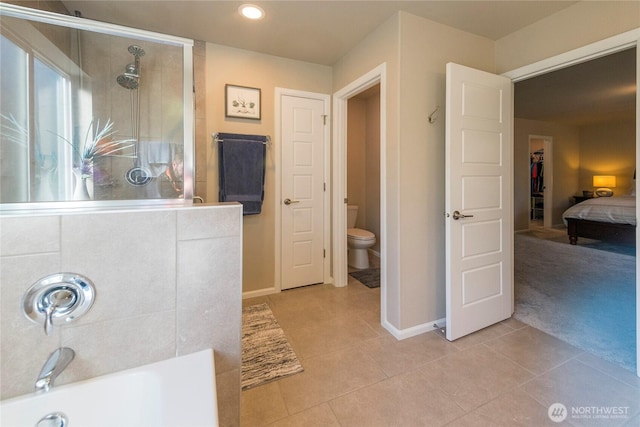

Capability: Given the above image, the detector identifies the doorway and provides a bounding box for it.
[347,84,381,272]
[528,135,553,229]
[332,63,388,328]
[508,35,638,375]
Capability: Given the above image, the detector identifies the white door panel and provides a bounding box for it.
[446,62,513,341]
[282,95,326,290]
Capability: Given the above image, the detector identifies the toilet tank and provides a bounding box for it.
[347,205,358,228]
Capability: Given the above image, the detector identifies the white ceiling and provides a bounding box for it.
[59,0,636,126]
[61,1,579,66]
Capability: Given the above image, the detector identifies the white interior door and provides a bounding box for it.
[281,94,326,290]
[445,62,513,341]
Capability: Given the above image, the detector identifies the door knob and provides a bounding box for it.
[452,210,474,220]
[284,198,300,205]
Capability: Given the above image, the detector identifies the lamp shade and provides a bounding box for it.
[593,175,616,188]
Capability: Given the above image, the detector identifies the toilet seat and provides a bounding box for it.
[347,228,375,240]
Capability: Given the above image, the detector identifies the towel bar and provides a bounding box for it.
[212,133,271,146]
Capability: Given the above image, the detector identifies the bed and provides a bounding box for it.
[562,195,636,245]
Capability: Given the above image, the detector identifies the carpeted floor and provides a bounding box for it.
[514,231,636,372]
[241,303,303,390]
[349,268,380,288]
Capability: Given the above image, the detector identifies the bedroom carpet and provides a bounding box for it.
[241,303,303,390]
[514,232,636,372]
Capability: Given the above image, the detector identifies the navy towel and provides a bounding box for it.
[217,133,267,215]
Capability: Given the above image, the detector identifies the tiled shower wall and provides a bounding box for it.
[0,204,242,426]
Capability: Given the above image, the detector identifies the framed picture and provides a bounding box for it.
[225,84,261,120]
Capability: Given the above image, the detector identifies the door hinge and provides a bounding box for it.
[322,114,327,125]
[323,182,326,192]
[323,249,326,258]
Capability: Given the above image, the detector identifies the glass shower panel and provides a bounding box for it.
[33,57,73,201]
[0,35,29,202]
[0,4,192,208]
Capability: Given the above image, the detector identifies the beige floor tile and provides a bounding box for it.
[266,403,341,427]
[268,299,337,332]
[277,346,387,414]
[419,345,535,412]
[242,296,269,308]
[500,317,529,331]
[329,368,466,427]
[241,280,636,427]
[240,381,289,427]
[267,284,378,330]
[435,321,517,350]
[357,332,459,377]
[306,282,380,315]
[521,359,640,426]
[488,326,583,375]
[355,305,388,335]
[265,285,327,312]
[447,388,558,427]
[327,291,381,316]
[285,314,380,359]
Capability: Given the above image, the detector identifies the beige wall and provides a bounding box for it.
[495,1,640,73]
[579,119,636,193]
[5,0,68,15]
[514,119,581,230]
[367,4,637,331]
[502,3,638,232]
[365,91,381,251]
[347,98,367,226]
[194,40,208,199]
[334,13,403,325]
[205,43,332,293]
[397,13,495,327]
[347,90,381,252]
[335,12,496,330]
[513,118,636,231]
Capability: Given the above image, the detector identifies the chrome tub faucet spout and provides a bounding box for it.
[35,347,75,392]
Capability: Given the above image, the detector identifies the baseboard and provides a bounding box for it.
[243,278,336,299]
[242,286,279,299]
[381,317,446,340]
[368,248,381,258]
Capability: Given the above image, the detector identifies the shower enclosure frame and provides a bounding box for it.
[0,3,194,211]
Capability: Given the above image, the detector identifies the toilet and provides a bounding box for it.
[347,205,376,269]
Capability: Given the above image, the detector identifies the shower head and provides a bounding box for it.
[117,45,144,89]
[125,63,138,75]
[117,73,139,90]
[128,45,145,57]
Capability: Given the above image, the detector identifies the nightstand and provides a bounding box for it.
[572,195,593,205]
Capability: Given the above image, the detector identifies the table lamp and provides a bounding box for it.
[593,175,616,197]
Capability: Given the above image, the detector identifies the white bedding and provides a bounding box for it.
[562,195,636,226]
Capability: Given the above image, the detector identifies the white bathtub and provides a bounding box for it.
[0,349,218,427]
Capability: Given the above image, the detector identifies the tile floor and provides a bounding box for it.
[241,277,640,426]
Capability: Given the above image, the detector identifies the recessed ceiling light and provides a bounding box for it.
[239,4,265,20]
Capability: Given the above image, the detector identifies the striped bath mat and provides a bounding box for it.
[241,303,303,390]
